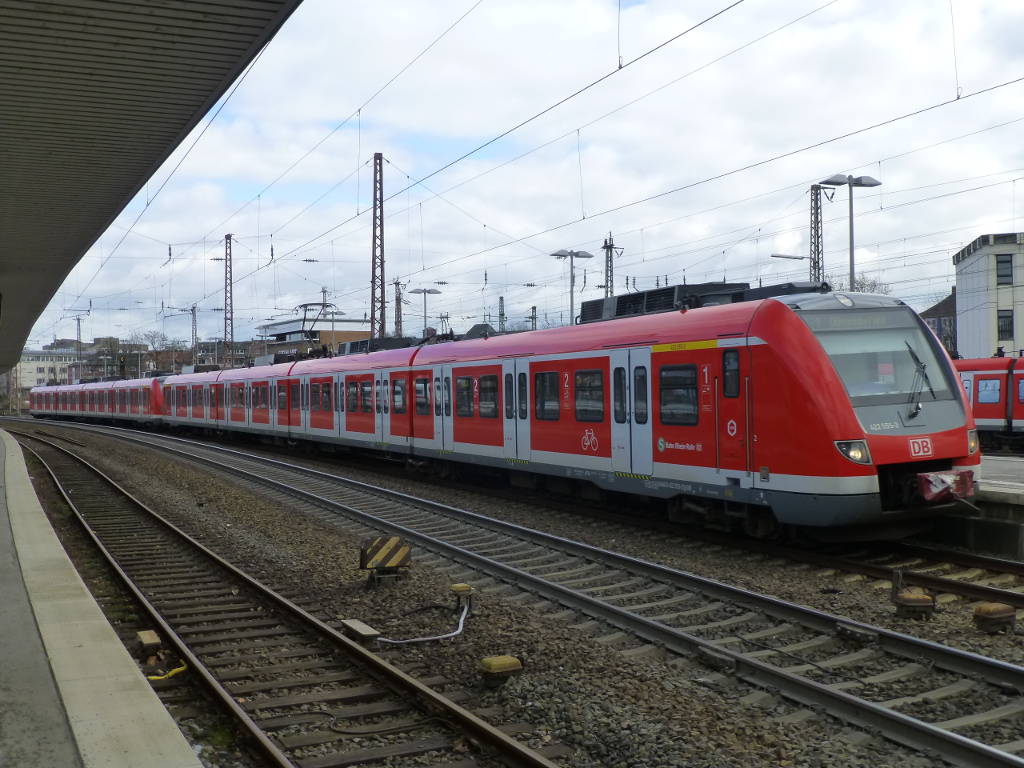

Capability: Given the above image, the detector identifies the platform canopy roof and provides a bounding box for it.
[0,0,303,373]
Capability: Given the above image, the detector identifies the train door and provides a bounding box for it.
[378,373,388,444]
[1014,371,1024,431]
[309,376,334,433]
[717,347,748,472]
[609,350,630,473]
[440,366,453,451]
[513,359,531,460]
[501,361,517,457]
[291,379,302,432]
[629,349,653,476]
[211,383,224,423]
[276,378,299,431]
[334,375,344,435]
[431,367,446,451]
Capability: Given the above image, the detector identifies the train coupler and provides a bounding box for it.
[916,469,975,504]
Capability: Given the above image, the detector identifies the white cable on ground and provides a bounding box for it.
[377,603,470,645]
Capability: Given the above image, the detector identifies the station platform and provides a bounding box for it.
[978,455,1024,506]
[0,428,202,768]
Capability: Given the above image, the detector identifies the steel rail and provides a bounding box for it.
[15,432,561,768]
[17,417,1024,608]
[39,423,1024,768]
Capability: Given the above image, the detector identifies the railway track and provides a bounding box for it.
[17,417,1024,611]
[16,420,1024,767]
[14,431,562,768]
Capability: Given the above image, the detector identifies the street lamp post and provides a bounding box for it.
[551,249,595,325]
[820,173,882,290]
[409,288,441,338]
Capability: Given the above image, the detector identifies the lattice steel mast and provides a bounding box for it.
[370,152,385,341]
[224,233,233,367]
[809,185,824,283]
[393,279,403,337]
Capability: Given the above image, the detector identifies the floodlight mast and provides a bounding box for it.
[819,174,882,289]
[551,249,594,324]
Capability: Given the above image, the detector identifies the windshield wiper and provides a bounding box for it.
[904,340,935,419]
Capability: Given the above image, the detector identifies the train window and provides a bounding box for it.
[479,375,499,418]
[347,381,358,411]
[277,386,287,410]
[518,372,527,419]
[291,382,300,411]
[1019,378,1024,404]
[321,382,333,412]
[574,370,604,422]
[444,377,452,417]
[977,379,1001,404]
[143,389,149,408]
[311,383,321,412]
[613,367,626,424]
[633,367,648,425]
[392,379,407,414]
[723,350,740,398]
[415,377,431,415]
[360,381,373,412]
[535,371,560,421]
[382,380,389,414]
[455,376,474,417]
[504,374,514,419]
[335,381,343,412]
[375,380,383,414]
[434,378,442,416]
[660,365,698,425]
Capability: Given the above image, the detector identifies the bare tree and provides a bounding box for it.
[143,330,169,351]
[826,273,892,295]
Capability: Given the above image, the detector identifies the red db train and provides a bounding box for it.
[955,357,1024,449]
[31,290,979,534]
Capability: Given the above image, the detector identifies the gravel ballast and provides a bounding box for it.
[27,426,961,768]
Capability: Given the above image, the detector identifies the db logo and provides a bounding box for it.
[909,438,933,457]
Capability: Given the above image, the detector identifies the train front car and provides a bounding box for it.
[754,292,979,533]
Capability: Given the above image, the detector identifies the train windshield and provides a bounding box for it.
[800,307,956,407]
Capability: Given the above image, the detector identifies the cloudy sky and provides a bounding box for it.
[31,0,1024,347]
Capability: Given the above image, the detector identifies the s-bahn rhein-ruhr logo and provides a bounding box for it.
[657,437,665,453]
[909,437,933,457]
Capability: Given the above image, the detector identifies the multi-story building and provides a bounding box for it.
[256,315,369,359]
[954,232,1024,358]
[921,288,957,357]
[194,340,256,369]
[13,348,77,387]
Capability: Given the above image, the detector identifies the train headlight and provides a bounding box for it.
[967,429,979,455]
[835,440,872,465]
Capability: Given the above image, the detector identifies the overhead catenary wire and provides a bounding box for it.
[158,0,488,265]
[61,0,950,318]
[377,79,1024,287]
[59,55,1024,337]
[285,0,749,255]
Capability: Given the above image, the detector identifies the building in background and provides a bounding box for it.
[13,348,77,386]
[256,315,369,360]
[921,287,957,357]
[954,232,1024,358]
[1,348,76,412]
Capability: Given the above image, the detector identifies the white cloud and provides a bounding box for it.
[36,0,1024,346]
